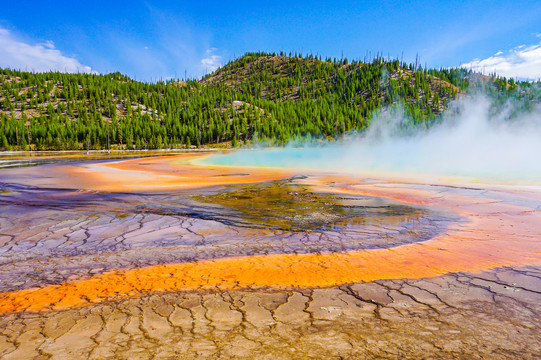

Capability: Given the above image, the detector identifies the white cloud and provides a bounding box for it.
[137,6,222,80]
[0,27,95,73]
[461,41,541,80]
[43,40,55,49]
[201,48,222,73]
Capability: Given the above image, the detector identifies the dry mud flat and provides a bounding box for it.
[1,267,541,359]
[0,154,541,359]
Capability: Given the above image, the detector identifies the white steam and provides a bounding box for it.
[206,96,541,183]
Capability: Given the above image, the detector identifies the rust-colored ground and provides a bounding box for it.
[1,154,540,314]
[63,153,296,192]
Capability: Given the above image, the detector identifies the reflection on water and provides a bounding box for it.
[0,175,458,259]
[192,178,429,232]
[0,158,463,292]
[0,157,119,168]
[135,178,459,251]
[0,151,190,169]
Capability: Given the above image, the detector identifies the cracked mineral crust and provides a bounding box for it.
[0,154,540,359]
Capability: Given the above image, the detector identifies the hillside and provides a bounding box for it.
[202,53,463,114]
[0,52,538,151]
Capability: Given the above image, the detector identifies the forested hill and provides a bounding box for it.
[0,52,538,151]
[202,53,463,113]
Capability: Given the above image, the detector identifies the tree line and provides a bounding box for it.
[0,52,538,151]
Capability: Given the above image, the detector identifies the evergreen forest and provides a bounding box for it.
[0,52,539,151]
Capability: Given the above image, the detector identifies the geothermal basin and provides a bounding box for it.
[0,151,540,359]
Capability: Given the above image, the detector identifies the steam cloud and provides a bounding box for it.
[206,95,541,184]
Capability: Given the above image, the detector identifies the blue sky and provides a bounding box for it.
[1,1,540,81]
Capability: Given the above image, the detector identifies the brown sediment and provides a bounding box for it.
[1,162,541,313]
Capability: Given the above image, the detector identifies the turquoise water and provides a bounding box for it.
[202,145,541,184]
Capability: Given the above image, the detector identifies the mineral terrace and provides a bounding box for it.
[0,154,540,359]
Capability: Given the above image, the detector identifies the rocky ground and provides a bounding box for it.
[1,156,540,359]
[1,265,540,359]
